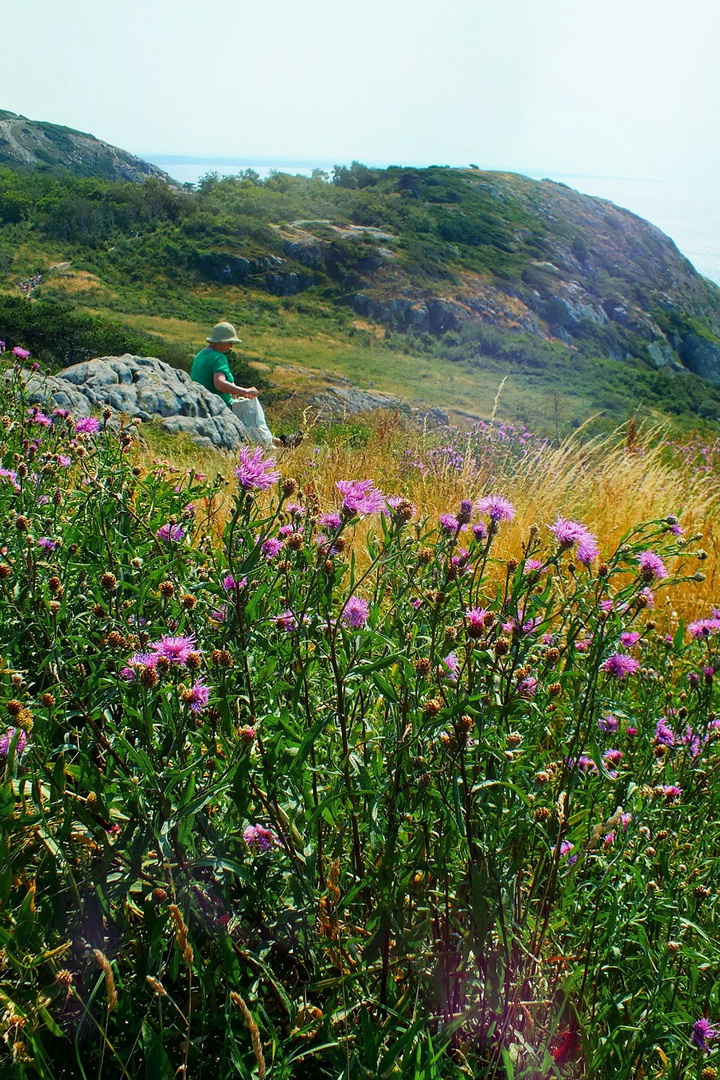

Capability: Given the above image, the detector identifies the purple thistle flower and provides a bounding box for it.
[524,558,545,575]
[223,574,238,591]
[31,412,52,427]
[210,605,228,624]
[560,840,577,865]
[319,511,342,530]
[244,824,277,852]
[341,596,370,629]
[603,748,623,766]
[235,446,280,491]
[149,634,197,666]
[183,679,211,714]
[637,550,668,581]
[688,617,720,640]
[156,523,185,543]
[74,417,100,434]
[516,675,538,698]
[127,652,159,669]
[477,494,515,523]
[335,479,385,517]
[598,713,619,733]
[620,631,641,648]
[661,784,682,802]
[602,653,640,679]
[465,607,491,636]
[37,537,57,551]
[639,587,655,609]
[12,346,30,360]
[549,517,599,563]
[0,340,4,353]
[654,718,675,747]
[439,652,459,682]
[472,521,488,542]
[119,667,136,681]
[274,610,298,632]
[0,727,28,758]
[261,537,283,558]
[692,1018,719,1050]
[438,513,460,535]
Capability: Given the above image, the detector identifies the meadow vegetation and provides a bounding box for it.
[1,343,720,1078]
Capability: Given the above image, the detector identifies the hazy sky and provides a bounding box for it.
[4,0,719,182]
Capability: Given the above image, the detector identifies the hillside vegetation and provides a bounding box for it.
[1,339,720,1078]
[2,153,720,434]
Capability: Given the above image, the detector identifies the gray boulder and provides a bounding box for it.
[21,354,250,450]
[309,385,408,420]
[680,333,720,386]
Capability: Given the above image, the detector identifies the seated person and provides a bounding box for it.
[190,322,300,448]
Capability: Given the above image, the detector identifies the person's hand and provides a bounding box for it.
[236,387,259,399]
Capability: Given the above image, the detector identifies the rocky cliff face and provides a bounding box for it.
[0,110,170,183]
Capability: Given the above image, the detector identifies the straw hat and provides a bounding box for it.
[206,322,241,343]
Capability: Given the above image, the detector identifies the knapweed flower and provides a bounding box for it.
[661,784,682,802]
[0,727,28,758]
[571,755,598,773]
[235,446,280,491]
[0,340,5,353]
[465,607,491,637]
[524,558,545,575]
[620,631,641,648]
[549,517,599,564]
[637,550,668,581]
[74,417,100,434]
[244,824,277,852]
[341,596,370,629]
[31,412,52,427]
[688,617,720,639]
[598,713,619,733]
[156,523,185,543]
[319,511,342,530]
[438,513,459,535]
[560,840,577,865]
[516,676,538,698]
[149,634,197,666]
[439,652,459,682]
[12,346,30,360]
[472,521,488,542]
[603,748,623,766]
[335,479,385,517]
[273,610,298,632]
[602,654,640,679]
[476,495,515,523]
[181,679,211,714]
[692,1018,719,1050]
[655,718,675,747]
[37,537,57,551]
[261,537,283,558]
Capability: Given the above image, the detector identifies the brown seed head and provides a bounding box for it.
[139,666,159,689]
[544,647,560,664]
[55,968,74,989]
[6,699,23,716]
[418,547,433,565]
[158,581,174,598]
[414,658,431,676]
[100,572,117,593]
[40,693,55,707]
[548,682,562,697]
[186,651,202,671]
[423,697,443,718]
[15,515,29,531]
[180,593,197,610]
[0,564,11,579]
[152,888,168,903]
[282,477,298,496]
[93,604,105,618]
[534,807,551,821]
[211,649,233,668]
[494,637,511,656]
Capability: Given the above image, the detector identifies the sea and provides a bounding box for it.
[146,155,720,288]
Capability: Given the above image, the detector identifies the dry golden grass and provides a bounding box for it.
[135,413,719,626]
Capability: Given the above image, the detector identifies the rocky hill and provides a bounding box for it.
[2,126,720,429]
[0,110,170,183]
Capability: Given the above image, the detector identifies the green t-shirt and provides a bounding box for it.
[190,347,235,405]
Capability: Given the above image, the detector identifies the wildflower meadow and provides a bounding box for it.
[0,344,719,1080]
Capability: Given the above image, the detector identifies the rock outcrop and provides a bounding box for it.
[0,110,171,184]
[21,355,249,450]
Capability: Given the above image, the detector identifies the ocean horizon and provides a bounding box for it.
[145,154,720,288]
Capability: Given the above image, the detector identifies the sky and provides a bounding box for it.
[4,0,720,185]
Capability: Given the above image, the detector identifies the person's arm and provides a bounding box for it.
[213,372,259,399]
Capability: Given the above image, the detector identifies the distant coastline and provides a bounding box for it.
[145,154,720,288]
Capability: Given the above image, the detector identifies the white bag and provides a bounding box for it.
[231,397,274,448]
